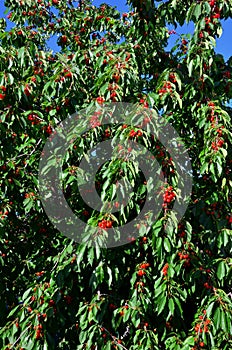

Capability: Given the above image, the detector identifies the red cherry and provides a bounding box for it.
[61,35,67,44]
[129,130,136,138]
[106,220,112,228]
[96,96,104,104]
[137,269,146,277]
[24,84,31,96]
[46,125,52,135]
[49,299,55,307]
[64,71,72,78]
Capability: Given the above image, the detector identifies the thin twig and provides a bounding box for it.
[6,138,42,166]
[25,138,42,168]
[10,323,32,349]
[51,246,67,272]
[100,325,129,350]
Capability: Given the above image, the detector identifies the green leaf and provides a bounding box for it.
[22,288,32,301]
[186,4,196,22]
[213,307,221,329]
[7,73,14,85]
[7,305,20,318]
[18,47,25,67]
[216,260,226,280]
[157,295,166,315]
[220,148,227,158]
[200,162,208,174]
[183,336,195,346]
[76,244,87,267]
[222,177,226,188]
[164,237,171,252]
[206,302,215,318]
[216,161,222,177]
[173,297,183,317]
[208,331,215,348]
[107,266,112,287]
[221,310,228,333]
[194,3,202,20]
[104,341,111,350]
[188,59,194,77]
[79,330,87,344]
[168,298,175,315]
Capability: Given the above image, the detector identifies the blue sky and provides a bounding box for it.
[93,0,232,60]
[0,0,231,60]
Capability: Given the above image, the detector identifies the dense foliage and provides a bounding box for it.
[0,0,232,349]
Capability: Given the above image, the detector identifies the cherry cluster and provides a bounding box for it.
[178,222,186,238]
[178,252,191,267]
[139,98,149,108]
[207,101,225,151]
[129,129,143,138]
[108,83,119,102]
[162,186,176,208]
[200,0,221,38]
[158,81,173,96]
[35,324,43,340]
[212,138,224,151]
[169,72,177,83]
[27,113,41,125]
[0,85,6,100]
[194,311,211,333]
[42,125,53,135]
[33,58,45,77]
[162,263,169,276]
[103,128,111,139]
[98,219,113,229]
[137,262,150,277]
[90,111,102,128]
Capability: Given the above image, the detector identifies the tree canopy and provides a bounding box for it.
[0,0,232,349]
